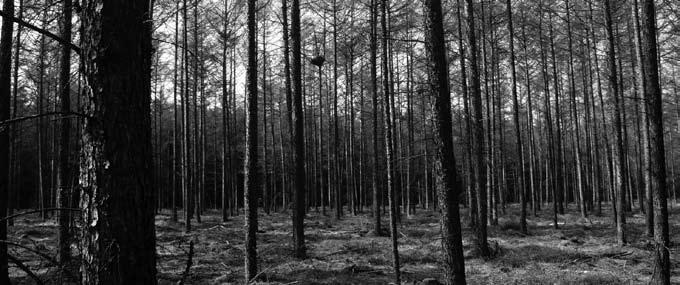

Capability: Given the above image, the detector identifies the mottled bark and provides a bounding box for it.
[57,0,73,265]
[244,0,259,279]
[79,1,157,283]
[639,0,670,283]
[423,0,467,283]
[291,0,307,259]
[0,0,14,282]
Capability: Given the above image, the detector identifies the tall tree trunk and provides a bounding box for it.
[221,0,231,222]
[79,1,157,282]
[172,0,180,223]
[456,0,475,228]
[423,0,467,283]
[244,0,259,279]
[291,0,307,259]
[381,0,400,282]
[465,0,490,257]
[57,0,73,266]
[8,0,23,227]
[565,0,587,218]
[632,0,654,237]
[282,0,293,211]
[538,0,557,227]
[0,0,14,281]
[182,0,192,233]
[370,0,382,235]
[506,0,527,234]
[548,19,565,216]
[603,0,626,245]
[37,7,47,219]
[639,0,670,282]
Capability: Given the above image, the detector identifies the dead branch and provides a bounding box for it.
[177,240,195,285]
[7,254,44,285]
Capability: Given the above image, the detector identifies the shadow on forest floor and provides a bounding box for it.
[6,203,680,284]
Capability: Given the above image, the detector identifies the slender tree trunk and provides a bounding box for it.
[370,0,382,235]
[171,0,180,223]
[8,0,23,228]
[639,0,670,282]
[0,0,14,281]
[37,7,47,219]
[538,0,557,227]
[506,0,527,233]
[57,0,73,266]
[244,0,259,279]
[456,0,475,228]
[291,0,307,259]
[465,0,490,257]
[381,0,400,282]
[182,0,192,233]
[565,0,587,218]
[549,19,565,216]
[603,0,626,245]
[221,1,231,222]
[632,0,654,237]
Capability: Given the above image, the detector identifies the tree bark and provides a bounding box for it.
[639,0,670,283]
[244,0,259,279]
[465,0,490,257]
[0,0,14,281]
[506,0,527,233]
[291,0,307,259]
[603,0,626,245]
[57,0,73,266]
[79,1,157,283]
[423,0,467,283]
[381,0,400,282]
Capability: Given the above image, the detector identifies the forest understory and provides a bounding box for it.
[7,203,680,284]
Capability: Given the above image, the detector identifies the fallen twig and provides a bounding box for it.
[0,239,78,281]
[249,264,276,284]
[1,208,82,223]
[8,254,44,285]
[177,240,195,285]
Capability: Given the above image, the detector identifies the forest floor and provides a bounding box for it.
[6,202,680,284]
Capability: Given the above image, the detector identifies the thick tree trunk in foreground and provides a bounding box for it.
[291,0,307,259]
[79,1,157,283]
[639,0,670,283]
[0,0,14,282]
[244,0,259,280]
[57,0,73,266]
[423,0,467,283]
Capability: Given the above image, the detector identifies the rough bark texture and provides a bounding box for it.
[244,0,259,280]
[465,0,490,257]
[603,0,626,245]
[639,0,670,283]
[423,0,467,283]
[506,0,527,234]
[0,0,14,282]
[79,1,157,283]
[57,0,73,265]
[381,0,400,282]
[291,0,307,259]
[370,0,382,236]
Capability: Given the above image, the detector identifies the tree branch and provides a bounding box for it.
[7,254,44,285]
[0,111,89,130]
[0,9,81,55]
